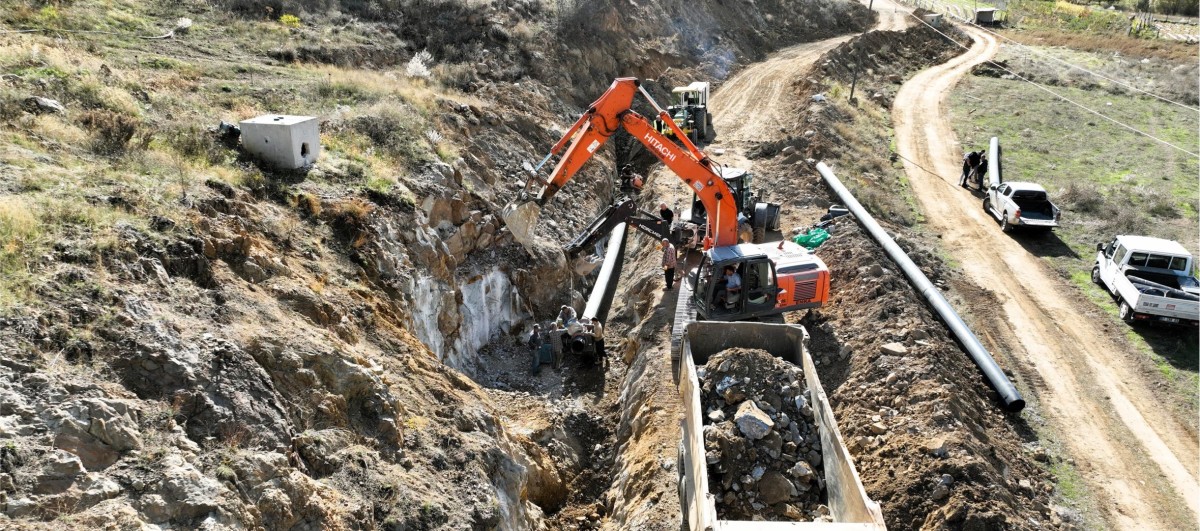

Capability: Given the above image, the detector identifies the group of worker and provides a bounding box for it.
[527,304,606,374]
[960,149,988,189]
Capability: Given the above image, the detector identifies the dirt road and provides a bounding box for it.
[892,23,1199,531]
[712,0,909,143]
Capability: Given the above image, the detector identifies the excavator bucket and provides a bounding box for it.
[501,199,542,248]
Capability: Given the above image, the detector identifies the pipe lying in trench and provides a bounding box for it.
[582,222,628,324]
[816,162,1026,412]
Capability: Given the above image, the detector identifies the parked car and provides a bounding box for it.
[1093,235,1200,326]
[982,182,1060,232]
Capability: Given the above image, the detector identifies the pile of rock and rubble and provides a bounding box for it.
[698,348,831,522]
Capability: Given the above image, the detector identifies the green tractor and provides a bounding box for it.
[655,81,715,144]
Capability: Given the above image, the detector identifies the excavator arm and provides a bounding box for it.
[505,78,740,249]
[563,198,675,258]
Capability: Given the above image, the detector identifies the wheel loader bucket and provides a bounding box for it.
[501,199,542,248]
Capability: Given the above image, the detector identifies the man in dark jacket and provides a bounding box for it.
[961,150,983,188]
[658,203,674,225]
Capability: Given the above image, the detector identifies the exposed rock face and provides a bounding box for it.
[47,398,143,471]
[108,323,294,450]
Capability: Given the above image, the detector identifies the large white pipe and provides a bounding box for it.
[816,162,1025,412]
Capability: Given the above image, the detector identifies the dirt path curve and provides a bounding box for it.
[712,0,910,145]
[892,23,1199,530]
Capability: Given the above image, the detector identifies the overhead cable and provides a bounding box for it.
[969,22,1200,113]
[908,13,1199,159]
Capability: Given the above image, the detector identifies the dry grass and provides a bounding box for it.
[0,197,42,306]
[1004,28,1200,62]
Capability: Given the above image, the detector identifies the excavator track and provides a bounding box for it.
[670,276,699,361]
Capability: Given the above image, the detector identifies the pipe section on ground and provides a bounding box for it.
[582,222,628,324]
[988,136,1002,187]
[816,162,1026,412]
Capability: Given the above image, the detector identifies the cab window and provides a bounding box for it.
[1128,252,1148,267]
[1113,244,1128,264]
[1145,254,1170,269]
[1168,257,1189,272]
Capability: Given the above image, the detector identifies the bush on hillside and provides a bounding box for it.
[77,110,138,156]
[1059,181,1105,214]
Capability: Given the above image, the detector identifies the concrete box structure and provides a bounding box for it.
[974,8,998,24]
[239,115,320,169]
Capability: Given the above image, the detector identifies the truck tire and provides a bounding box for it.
[1091,266,1103,285]
[752,224,766,244]
[1118,300,1135,323]
[705,113,715,142]
[982,197,991,215]
[1001,215,1013,233]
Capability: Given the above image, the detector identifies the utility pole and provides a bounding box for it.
[849,62,860,102]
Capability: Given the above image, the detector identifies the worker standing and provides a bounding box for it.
[658,202,674,225]
[960,150,983,188]
[589,318,606,366]
[661,238,677,291]
[528,324,545,375]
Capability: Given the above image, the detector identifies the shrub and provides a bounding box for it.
[1141,189,1181,219]
[1059,181,1105,214]
[294,192,322,218]
[406,50,433,80]
[166,125,228,165]
[279,13,301,28]
[77,110,138,156]
[325,199,374,247]
[1101,207,1149,235]
[344,103,433,166]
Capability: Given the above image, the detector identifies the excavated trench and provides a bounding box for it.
[441,201,682,530]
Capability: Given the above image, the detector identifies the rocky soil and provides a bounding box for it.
[0,0,881,529]
[699,348,829,522]
[0,0,1118,529]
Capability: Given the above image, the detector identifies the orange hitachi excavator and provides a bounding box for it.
[503,77,829,321]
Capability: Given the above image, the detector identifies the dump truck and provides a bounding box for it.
[677,321,886,530]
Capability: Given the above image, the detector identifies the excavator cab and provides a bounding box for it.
[691,246,781,320]
[690,241,828,321]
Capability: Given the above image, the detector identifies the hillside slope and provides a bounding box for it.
[0,0,872,528]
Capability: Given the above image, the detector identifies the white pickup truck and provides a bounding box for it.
[983,182,1061,232]
[1093,235,1200,327]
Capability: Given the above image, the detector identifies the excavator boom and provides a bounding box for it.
[507,78,740,248]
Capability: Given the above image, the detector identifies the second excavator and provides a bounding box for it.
[503,77,829,321]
